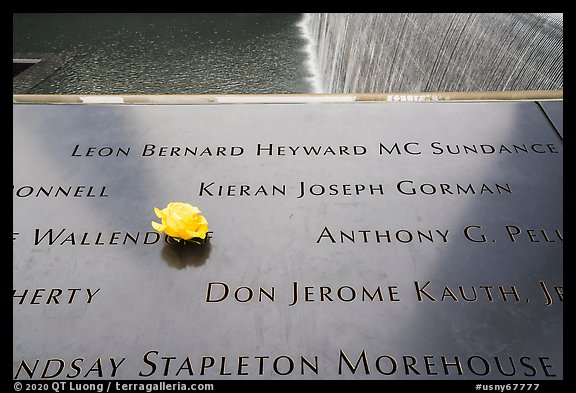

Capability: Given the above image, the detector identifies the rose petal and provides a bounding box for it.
[151,221,165,232]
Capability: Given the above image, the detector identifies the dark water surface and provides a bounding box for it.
[13,13,314,94]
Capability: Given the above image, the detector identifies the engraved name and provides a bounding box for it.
[66,141,560,159]
[13,185,108,198]
[13,350,558,378]
[204,281,562,307]
[31,229,213,246]
[196,180,512,198]
[13,288,100,305]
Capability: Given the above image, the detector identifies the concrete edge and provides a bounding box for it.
[12,91,563,105]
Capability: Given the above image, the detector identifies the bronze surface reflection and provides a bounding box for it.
[161,239,212,270]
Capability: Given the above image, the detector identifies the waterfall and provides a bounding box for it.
[303,13,563,93]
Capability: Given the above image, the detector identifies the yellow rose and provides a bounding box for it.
[151,202,209,240]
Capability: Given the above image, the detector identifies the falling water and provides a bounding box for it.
[303,13,563,93]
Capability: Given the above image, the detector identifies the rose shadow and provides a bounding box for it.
[160,239,212,270]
